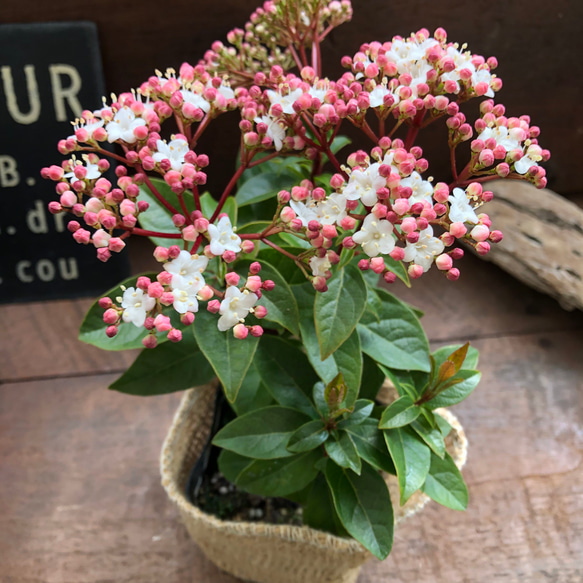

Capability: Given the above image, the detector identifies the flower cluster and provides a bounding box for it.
[43,0,549,344]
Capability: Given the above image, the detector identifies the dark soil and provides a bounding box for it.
[193,470,303,526]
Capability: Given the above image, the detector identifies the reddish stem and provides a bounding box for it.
[261,238,300,261]
[124,227,182,239]
[209,162,247,223]
[190,114,213,148]
[450,144,459,181]
[141,171,180,215]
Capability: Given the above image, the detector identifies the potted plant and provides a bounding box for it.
[43,1,549,581]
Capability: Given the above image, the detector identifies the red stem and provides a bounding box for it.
[450,144,459,181]
[209,162,247,223]
[261,238,300,261]
[124,227,182,239]
[190,114,213,148]
[141,171,180,215]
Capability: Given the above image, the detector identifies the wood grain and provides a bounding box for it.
[1,327,581,582]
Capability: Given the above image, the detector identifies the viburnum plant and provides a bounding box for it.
[43,0,549,561]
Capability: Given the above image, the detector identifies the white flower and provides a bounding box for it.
[254,114,286,151]
[121,287,156,327]
[352,214,396,257]
[164,250,209,289]
[152,138,190,172]
[207,216,241,256]
[211,80,234,101]
[267,87,303,115]
[368,84,391,108]
[64,160,101,181]
[172,282,202,314]
[68,117,104,141]
[343,163,386,207]
[308,79,330,102]
[217,287,258,331]
[400,172,434,206]
[180,89,211,113]
[471,68,494,97]
[105,106,146,143]
[403,226,444,272]
[318,192,348,225]
[478,126,521,152]
[515,144,542,175]
[448,188,479,224]
[309,255,332,277]
[290,198,319,227]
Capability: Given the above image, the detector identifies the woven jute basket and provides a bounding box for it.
[160,380,468,583]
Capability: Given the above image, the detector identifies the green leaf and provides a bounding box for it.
[338,400,374,429]
[421,452,468,510]
[236,259,299,335]
[236,172,291,207]
[357,288,430,372]
[426,370,481,409]
[213,406,311,459]
[432,344,479,370]
[324,373,349,415]
[303,473,348,536]
[346,420,395,474]
[329,135,351,155]
[296,283,362,405]
[359,355,387,401]
[379,365,426,399]
[325,431,362,475]
[379,395,421,429]
[137,179,191,247]
[79,273,162,350]
[435,413,453,437]
[229,361,274,416]
[236,449,321,497]
[383,255,410,287]
[314,264,367,360]
[313,382,328,418]
[254,337,318,417]
[257,248,308,285]
[287,420,329,453]
[109,327,214,395]
[193,308,259,402]
[384,427,430,505]
[218,449,254,483]
[200,192,237,225]
[325,461,394,560]
[411,411,446,458]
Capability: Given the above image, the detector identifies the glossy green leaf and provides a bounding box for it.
[359,355,387,401]
[384,427,430,505]
[296,283,362,405]
[218,449,254,483]
[236,259,299,335]
[229,361,274,416]
[236,172,292,207]
[254,336,318,417]
[325,461,394,560]
[315,264,367,360]
[421,452,468,510]
[313,382,328,418]
[357,288,430,372]
[236,449,321,497]
[257,247,309,285]
[213,406,311,459]
[383,255,410,287]
[193,307,259,402]
[303,473,348,536]
[426,370,481,409]
[109,327,214,395]
[411,411,446,458]
[346,420,395,474]
[287,420,329,453]
[432,344,479,370]
[325,431,362,475]
[199,192,237,225]
[338,400,374,429]
[379,395,421,429]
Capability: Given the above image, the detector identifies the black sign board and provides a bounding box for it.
[0,22,128,304]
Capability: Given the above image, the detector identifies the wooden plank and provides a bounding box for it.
[1,328,581,582]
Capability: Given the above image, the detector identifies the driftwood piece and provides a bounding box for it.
[481,181,583,311]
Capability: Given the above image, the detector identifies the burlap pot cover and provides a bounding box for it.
[160,380,468,583]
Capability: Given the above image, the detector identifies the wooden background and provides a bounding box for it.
[2,0,582,195]
[1,1,583,581]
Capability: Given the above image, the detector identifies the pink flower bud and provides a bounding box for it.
[342,236,356,249]
[154,314,172,332]
[240,240,256,254]
[340,216,356,230]
[194,217,209,232]
[322,224,338,239]
[97,248,111,262]
[262,280,275,291]
[450,222,467,238]
[384,271,397,284]
[136,276,151,291]
[160,292,174,306]
[392,198,410,215]
[249,325,264,337]
[446,268,460,281]
[207,299,221,314]
[406,231,420,244]
[181,312,195,326]
[254,305,268,319]
[196,286,213,301]
[225,272,240,286]
[73,228,91,244]
[157,271,173,286]
[167,245,181,259]
[389,247,405,261]
[489,230,503,243]
[233,324,248,340]
[245,275,262,293]
[103,308,119,324]
[249,261,261,274]
[168,328,183,342]
[153,246,169,262]
[108,237,126,253]
[475,241,491,255]
[312,276,328,292]
[222,250,236,263]
[435,254,453,271]
[98,296,112,309]
[280,206,296,223]
[330,173,345,189]
[148,282,164,298]
[370,257,385,274]
[400,217,417,234]
[106,325,118,338]
[408,264,424,279]
[358,259,370,271]
[470,224,490,242]
[142,335,158,349]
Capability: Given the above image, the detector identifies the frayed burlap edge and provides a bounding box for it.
[160,379,468,583]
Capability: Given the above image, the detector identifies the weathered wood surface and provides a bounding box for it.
[3,0,582,195]
[482,181,583,312]
[1,326,582,583]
